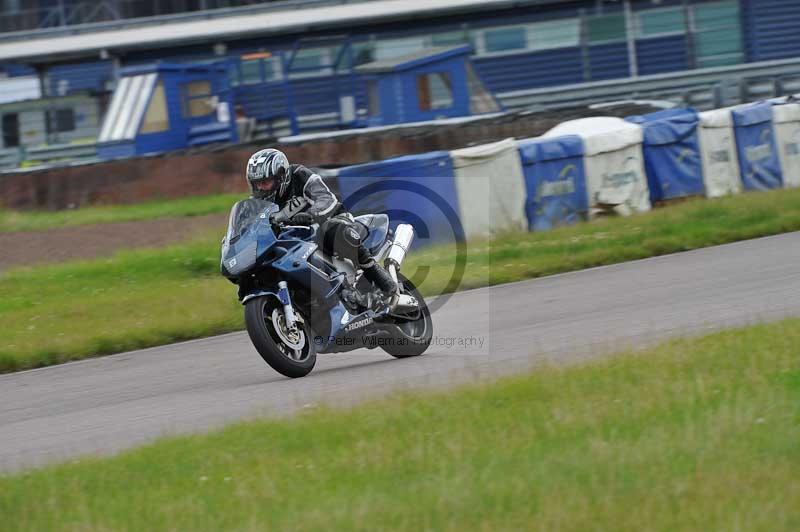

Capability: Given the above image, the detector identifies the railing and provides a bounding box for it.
[496,57,800,112]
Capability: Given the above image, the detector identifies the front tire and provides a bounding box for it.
[381,274,433,358]
[244,296,316,378]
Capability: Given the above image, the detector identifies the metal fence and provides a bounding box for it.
[497,58,800,112]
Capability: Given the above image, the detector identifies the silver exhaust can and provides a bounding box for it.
[386,224,415,268]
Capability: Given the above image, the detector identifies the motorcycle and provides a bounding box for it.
[220,197,433,378]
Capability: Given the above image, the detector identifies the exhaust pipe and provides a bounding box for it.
[386,224,414,288]
[387,224,414,268]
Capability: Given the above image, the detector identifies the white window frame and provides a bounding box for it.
[635,6,686,39]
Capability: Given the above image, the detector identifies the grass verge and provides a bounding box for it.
[4,188,800,372]
[1,320,799,531]
[0,192,241,232]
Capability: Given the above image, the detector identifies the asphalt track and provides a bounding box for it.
[2,232,799,473]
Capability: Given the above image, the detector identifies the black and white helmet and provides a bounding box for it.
[246,148,291,201]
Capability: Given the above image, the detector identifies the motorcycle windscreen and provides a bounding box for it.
[221,198,276,277]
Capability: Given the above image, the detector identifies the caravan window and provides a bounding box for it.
[183,81,214,118]
[417,72,453,111]
[51,109,75,133]
[140,81,169,133]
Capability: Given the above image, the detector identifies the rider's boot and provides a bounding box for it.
[359,245,397,295]
[363,262,397,295]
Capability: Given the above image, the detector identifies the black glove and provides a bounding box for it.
[289,212,315,226]
[269,210,289,226]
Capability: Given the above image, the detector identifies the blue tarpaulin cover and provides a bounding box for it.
[731,102,783,190]
[517,135,588,230]
[336,151,460,245]
[626,108,705,202]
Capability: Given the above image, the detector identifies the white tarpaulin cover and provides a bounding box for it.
[698,107,742,197]
[544,117,649,217]
[772,103,800,188]
[451,138,527,238]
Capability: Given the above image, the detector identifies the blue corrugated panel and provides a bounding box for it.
[636,35,689,76]
[744,0,800,61]
[1,63,36,77]
[234,83,291,119]
[47,60,113,95]
[588,42,629,81]
[473,47,583,93]
[289,74,366,116]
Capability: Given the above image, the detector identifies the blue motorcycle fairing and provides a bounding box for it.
[241,290,282,305]
[354,214,389,254]
[221,199,280,278]
[221,198,400,354]
[318,306,394,353]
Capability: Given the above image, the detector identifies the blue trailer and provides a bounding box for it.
[97,63,238,160]
[356,46,500,127]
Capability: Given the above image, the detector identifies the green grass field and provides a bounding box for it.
[1,319,798,531]
[4,188,800,373]
[0,192,241,232]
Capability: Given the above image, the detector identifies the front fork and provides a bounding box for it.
[277,281,298,331]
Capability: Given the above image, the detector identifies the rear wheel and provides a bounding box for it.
[244,296,316,378]
[381,274,433,358]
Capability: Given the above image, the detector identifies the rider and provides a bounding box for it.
[245,148,397,296]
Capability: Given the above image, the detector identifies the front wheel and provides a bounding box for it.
[244,296,316,378]
[381,274,433,358]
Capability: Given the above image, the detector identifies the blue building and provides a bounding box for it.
[0,0,798,159]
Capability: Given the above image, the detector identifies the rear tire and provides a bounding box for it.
[244,296,316,378]
[381,274,433,358]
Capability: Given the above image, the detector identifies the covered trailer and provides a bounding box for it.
[97,63,237,160]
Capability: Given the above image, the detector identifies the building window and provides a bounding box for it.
[52,108,75,133]
[431,30,471,48]
[636,7,686,38]
[476,19,579,56]
[587,13,626,43]
[2,113,19,147]
[374,37,426,61]
[288,47,333,77]
[528,19,580,50]
[417,72,453,111]
[693,1,743,67]
[238,53,282,85]
[240,59,262,85]
[483,26,527,53]
[140,81,169,133]
[351,41,375,66]
[183,80,215,118]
